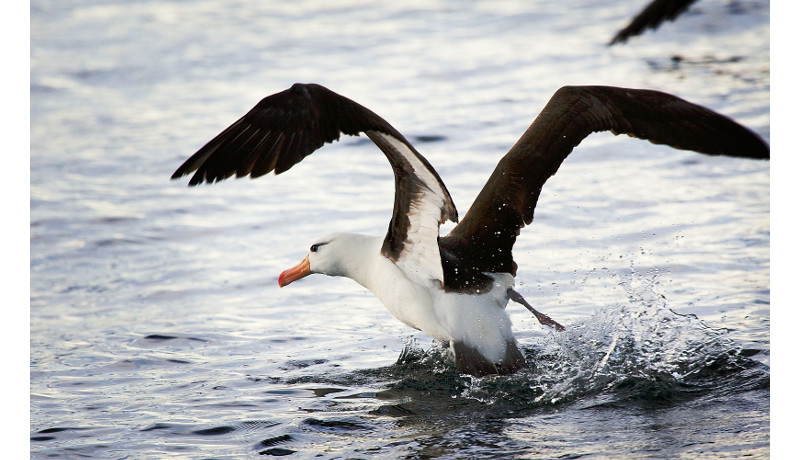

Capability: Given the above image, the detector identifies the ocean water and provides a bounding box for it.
[30,0,770,457]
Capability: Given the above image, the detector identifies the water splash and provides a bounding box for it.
[424,271,768,409]
[533,274,762,406]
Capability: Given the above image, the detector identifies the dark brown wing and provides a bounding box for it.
[173,83,458,284]
[609,0,697,45]
[173,83,402,183]
[439,85,769,289]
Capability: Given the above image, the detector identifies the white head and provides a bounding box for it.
[277,233,378,287]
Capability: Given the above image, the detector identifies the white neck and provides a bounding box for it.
[315,233,385,286]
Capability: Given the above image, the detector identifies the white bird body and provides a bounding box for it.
[301,232,518,367]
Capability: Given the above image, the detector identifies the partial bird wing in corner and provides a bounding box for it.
[609,0,698,45]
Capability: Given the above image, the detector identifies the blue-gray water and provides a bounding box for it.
[31,0,769,457]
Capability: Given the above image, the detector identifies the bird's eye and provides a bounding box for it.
[310,241,328,253]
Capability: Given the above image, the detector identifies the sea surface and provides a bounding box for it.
[30,0,770,458]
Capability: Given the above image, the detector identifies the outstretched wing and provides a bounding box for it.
[439,85,769,290]
[172,83,457,285]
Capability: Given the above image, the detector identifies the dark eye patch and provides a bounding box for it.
[310,242,329,253]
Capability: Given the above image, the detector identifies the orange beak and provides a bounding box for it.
[278,254,311,287]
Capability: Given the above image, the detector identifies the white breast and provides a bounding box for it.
[361,253,451,342]
[357,250,516,362]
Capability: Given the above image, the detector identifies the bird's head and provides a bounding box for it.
[278,233,368,287]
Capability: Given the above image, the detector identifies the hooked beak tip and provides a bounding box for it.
[278,255,311,288]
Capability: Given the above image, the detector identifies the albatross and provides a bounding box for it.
[172,83,769,376]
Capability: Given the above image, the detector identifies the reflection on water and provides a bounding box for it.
[31,0,768,457]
